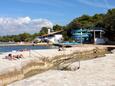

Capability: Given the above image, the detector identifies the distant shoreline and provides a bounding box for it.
[0,43,53,46]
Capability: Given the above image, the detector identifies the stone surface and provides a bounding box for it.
[0,46,97,85]
[8,49,115,86]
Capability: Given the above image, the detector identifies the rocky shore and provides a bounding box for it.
[0,46,108,86]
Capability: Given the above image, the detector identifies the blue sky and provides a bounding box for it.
[0,0,115,35]
[0,0,115,25]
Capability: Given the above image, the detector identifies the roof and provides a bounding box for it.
[40,30,63,37]
[89,30,104,32]
[72,28,104,32]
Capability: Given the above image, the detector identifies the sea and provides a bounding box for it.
[0,45,56,53]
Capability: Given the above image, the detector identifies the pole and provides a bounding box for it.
[94,30,96,44]
[77,53,80,69]
[78,59,80,69]
[78,28,82,69]
[100,31,102,38]
[81,28,82,44]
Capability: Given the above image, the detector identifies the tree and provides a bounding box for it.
[53,24,62,31]
[76,15,92,28]
[19,33,32,42]
[0,8,115,42]
[66,20,81,30]
[103,9,115,40]
[38,27,49,36]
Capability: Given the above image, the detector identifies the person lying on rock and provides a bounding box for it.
[14,54,23,59]
[5,54,16,60]
[5,54,24,60]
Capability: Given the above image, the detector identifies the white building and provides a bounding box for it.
[45,34,63,43]
[35,30,63,43]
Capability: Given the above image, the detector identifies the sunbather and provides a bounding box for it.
[15,54,24,59]
[5,54,24,60]
[5,54,14,60]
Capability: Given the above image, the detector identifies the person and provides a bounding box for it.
[15,54,24,59]
[58,45,63,51]
[8,54,12,57]
[5,53,13,60]
[19,54,24,58]
[5,53,24,60]
[58,46,61,51]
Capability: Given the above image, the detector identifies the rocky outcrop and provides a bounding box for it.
[0,47,108,86]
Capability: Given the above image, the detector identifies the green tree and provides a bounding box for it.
[38,27,49,36]
[103,9,115,40]
[19,33,32,42]
[66,20,81,30]
[53,24,62,31]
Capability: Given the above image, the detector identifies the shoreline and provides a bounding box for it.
[9,49,115,86]
[0,46,109,86]
[0,43,53,46]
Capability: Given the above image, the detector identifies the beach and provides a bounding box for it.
[9,54,115,86]
[0,45,111,85]
[0,0,114,86]
[8,48,115,86]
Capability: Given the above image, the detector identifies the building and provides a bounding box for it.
[71,29,91,43]
[90,27,106,44]
[35,30,63,43]
[71,28,106,44]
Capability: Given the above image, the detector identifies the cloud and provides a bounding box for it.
[0,17,53,36]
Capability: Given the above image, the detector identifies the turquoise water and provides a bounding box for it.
[0,45,55,53]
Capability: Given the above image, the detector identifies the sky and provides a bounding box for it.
[0,0,115,35]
